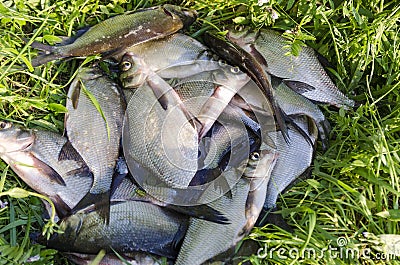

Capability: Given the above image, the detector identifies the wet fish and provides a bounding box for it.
[227,28,355,108]
[63,252,165,265]
[42,200,188,259]
[175,148,277,265]
[65,67,125,222]
[30,5,197,66]
[0,121,92,218]
[120,53,199,189]
[257,116,317,226]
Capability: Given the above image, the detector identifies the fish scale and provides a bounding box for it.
[228,28,354,108]
[65,67,125,217]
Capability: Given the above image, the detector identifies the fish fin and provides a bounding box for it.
[275,105,290,143]
[30,154,66,186]
[249,43,268,68]
[283,80,315,94]
[58,140,82,162]
[166,204,230,224]
[69,80,82,109]
[72,191,111,224]
[30,41,54,52]
[172,224,187,250]
[255,207,294,233]
[286,117,314,147]
[51,194,72,219]
[58,27,91,45]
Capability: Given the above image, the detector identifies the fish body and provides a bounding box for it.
[175,149,277,265]
[65,67,125,220]
[227,28,355,108]
[43,200,188,259]
[31,5,196,66]
[120,53,199,189]
[263,116,317,212]
[0,122,92,217]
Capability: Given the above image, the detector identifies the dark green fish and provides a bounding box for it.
[30,5,196,66]
[227,28,355,109]
[65,67,125,222]
[175,148,277,265]
[43,200,188,259]
[0,121,92,218]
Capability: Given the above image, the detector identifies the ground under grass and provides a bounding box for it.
[0,0,399,264]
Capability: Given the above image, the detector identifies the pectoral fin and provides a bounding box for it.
[72,191,111,224]
[166,204,230,224]
[30,154,66,186]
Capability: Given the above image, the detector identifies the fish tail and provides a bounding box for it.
[29,41,63,66]
[72,191,111,224]
[31,53,62,67]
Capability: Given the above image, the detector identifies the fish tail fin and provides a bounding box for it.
[31,53,61,67]
[72,191,111,224]
[30,41,54,52]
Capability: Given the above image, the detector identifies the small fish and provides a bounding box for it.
[30,5,197,66]
[41,200,189,259]
[175,148,277,265]
[257,116,317,226]
[65,67,125,222]
[227,28,355,109]
[0,121,92,218]
[120,53,199,189]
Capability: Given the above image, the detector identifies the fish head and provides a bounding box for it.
[244,146,278,181]
[163,4,197,30]
[226,27,257,46]
[0,121,34,154]
[119,52,148,89]
[45,213,83,250]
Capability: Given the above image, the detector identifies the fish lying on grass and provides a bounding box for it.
[175,147,277,265]
[257,116,317,226]
[64,67,125,223]
[226,28,355,109]
[30,5,197,66]
[0,121,92,218]
[41,200,189,259]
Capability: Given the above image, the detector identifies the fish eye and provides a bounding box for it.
[250,151,260,161]
[121,61,132,71]
[0,121,11,130]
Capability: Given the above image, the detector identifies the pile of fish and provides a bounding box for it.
[1,4,354,265]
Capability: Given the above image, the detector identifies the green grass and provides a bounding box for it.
[0,0,400,264]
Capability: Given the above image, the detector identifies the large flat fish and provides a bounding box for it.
[30,5,196,66]
[120,53,199,189]
[0,121,92,218]
[227,28,355,108]
[65,66,125,222]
